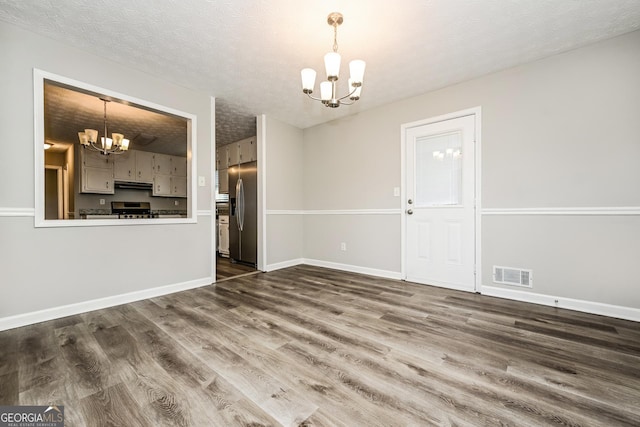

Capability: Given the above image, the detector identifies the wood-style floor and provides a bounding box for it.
[216,255,258,281]
[1,265,639,426]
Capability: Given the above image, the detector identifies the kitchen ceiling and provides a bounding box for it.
[45,81,188,156]
[2,0,640,145]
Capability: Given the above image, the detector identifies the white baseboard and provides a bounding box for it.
[481,285,640,322]
[266,258,305,272]
[303,258,402,280]
[0,277,213,332]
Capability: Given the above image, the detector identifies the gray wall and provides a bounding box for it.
[264,116,304,267]
[0,22,214,319]
[300,30,640,309]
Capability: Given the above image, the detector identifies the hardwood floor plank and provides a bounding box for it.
[0,371,19,405]
[78,382,153,427]
[55,323,127,400]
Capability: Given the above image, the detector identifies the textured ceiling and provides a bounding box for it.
[45,81,188,156]
[2,0,640,145]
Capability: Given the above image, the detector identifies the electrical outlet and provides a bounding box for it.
[99,199,105,205]
[198,176,206,186]
[340,242,347,251]
[174,200,179,206]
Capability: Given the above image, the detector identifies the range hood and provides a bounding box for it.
[114,181,153,190]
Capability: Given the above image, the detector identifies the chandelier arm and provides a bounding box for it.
[306,92,324,102]
[336,85,360,102]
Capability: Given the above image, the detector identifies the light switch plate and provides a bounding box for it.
[198,176,206,186]
[393,187,400,197]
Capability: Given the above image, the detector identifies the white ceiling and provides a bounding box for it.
[2,0,640,145]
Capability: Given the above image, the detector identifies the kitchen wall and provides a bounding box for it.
[75,188,187,213]
[301,30,640,315]
[0,21,214,326]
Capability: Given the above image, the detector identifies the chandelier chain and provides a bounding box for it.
[333,23,338,53]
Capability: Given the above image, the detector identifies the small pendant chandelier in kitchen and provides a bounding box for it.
[77,98,130,155]
[300,12,366,108]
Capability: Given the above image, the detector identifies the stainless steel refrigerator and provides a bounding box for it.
[228,161,257,266]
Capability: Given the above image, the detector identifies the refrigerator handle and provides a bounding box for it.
[238,178,245,232]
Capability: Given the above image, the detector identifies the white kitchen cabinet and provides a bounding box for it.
[171,155,187,177]
[135,151,154,182]
[218,215,229,256]
[216,147,226,170]
[82,167,114,194]
[113,150,154,183]
[172,176,187,197]
[80,147,114,194]
[82,148,114,169]
[113,151,135,181]
[218,168,229,193]
[227,142,240,166]
[153,153,172,175]
[153,174,172,196]
[238,137,256,163]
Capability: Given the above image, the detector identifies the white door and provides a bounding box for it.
[404,114,476,292]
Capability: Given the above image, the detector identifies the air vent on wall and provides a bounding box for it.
[493,266,533,287]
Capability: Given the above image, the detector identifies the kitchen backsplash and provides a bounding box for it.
[75,188,186,215]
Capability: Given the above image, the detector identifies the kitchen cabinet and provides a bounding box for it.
[216,147,226,170]
[114,150,154,183]
[224,137,257,167]
[153,153,172,175]
[82,148,114,169]
[227,143,240,166]
[153,173,172,197]
[218,168,229,193]
[171,155,187,177]
[172,176,187,197]
[79,148,114,194]
[238,137,256,163]
[135,151,154,182]
[82,167,114,194]
[113,151,135,181]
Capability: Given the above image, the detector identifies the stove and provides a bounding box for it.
[111,201,151,219]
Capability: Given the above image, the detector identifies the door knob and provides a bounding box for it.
[407,199,413,204]
[406,209,413,215]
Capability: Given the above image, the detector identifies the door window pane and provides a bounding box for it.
[415,131,462,206]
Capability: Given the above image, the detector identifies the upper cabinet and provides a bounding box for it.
[80,148,187,197]
[153,153,172,176]
[80,148,114,194]
[113,150,154,183]
[135,151,155,182]
[227,143,240,166]
[238,137,257,164]
[171,156,187,177]
[221,136,257,168]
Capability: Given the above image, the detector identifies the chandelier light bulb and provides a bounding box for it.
[349,60,366,85]
[324,52,341,81]
[301,68,317,93]
[320,81,332,101]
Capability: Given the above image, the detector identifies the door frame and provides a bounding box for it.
[400,106,482,292]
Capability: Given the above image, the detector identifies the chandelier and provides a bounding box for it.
[301,12,366,108]
[78,98,130,155]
